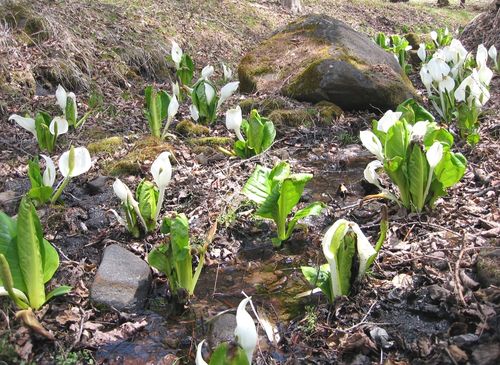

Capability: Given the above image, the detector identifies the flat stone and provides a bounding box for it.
[209,313,236,346]
[476,248,500,287]
[91,245,151,311]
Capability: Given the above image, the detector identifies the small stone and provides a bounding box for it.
[451,334,479,347]
[209,313,236,346]
[91,245,151,311]
[86,176,109,195]
[476,248,500,287]
[86,208,109,230]
[0,190,18,212]
[430,251,448,271]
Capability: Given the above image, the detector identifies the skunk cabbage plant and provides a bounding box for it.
[195,296,256,364]
[148,213,206,297]
[226,108,276,158]
[144,85,178,139]
[9,112,68,153]
[190,79,239,124]
[171,41,195,86]
[112,152,172,235]
[0,197,71,337]
[242,161,326,247]
[301,210,387,302]
[374,32,412,74]
[360,100,467,212]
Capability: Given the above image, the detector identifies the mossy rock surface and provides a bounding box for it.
[404,33,421,49]
[103,136,173,176]
[238,14,417,111]
[88,136,124,154]
[268,105,340,127]
[175,120,210,137]
[239,96,288,116]
[1,2,50,45]
[187,136,233,147]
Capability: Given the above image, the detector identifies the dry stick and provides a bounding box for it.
[340,300,378,332]
[66,307,88,354]
[454,237,478,307]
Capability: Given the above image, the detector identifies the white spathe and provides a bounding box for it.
[438,76,455,94]
[217,81,240,108]
[113,178,131,203]
[168,95,179,120]
[426,142,443,169]
[59,147,92,178]
[488,45,497,63]
[49,116,69,136]
[360,131,384,161]
[40,154,56,187]
[427,57,450,82]
[201,65,214,80]
[56,85,77,120]
[9,114,36,136]
[172,82,180,99]
[195,340,208,365]
[322,219,349,297]
[476,44,488,68]
[171,41,182,69]
[410,120,430,140]
[430,31,437,41]
[363,160,383,189]
[225,105,244,142]
[222,62,232,80]
[204,82,216,104]
[189,104,199,121]
[377,110,402,133]
[151,151,172,189]
[351,223,376,281]
[234,297,258,365]
[417,43,426,62]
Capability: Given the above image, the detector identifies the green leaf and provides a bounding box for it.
[397,99,435,124]
[66,96,76,126]
[242,165,273,204]
[0,254,29,309]
[147,243,171,275]
[28,158,43,189]
[34,112,51,150]
[136,180,159,231]
[0,212,26,293]
[384,120,408,160]
[261,120,276,152]
[16,197,46,309]
[285,201,325,239]
[45,285,72,302]
[158,91,170,121]
[28,186,53,204]
[434,151,467,188]
[408,144,428,212]
[41,239,59,284]
[336,232,356,296]
[301,264,332,302]
[209,343,229,365]
[177,53,194,86]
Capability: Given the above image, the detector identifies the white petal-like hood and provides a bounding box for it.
[59,147,92,178]
[234,297,257,364]
[151,151,172,189]
[9,114,36,136]
[40,154,56,187]
[49,117,69,136]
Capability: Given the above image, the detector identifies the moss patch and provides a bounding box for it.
[87,136,124,154]
[1,2,50,45]
[315,101,343,120]
[187,136,233,147]
[476,248,500,287]
[239,96,288,116]
[103,136,173,176]
[404,33,421,49]
[175,120,210,137]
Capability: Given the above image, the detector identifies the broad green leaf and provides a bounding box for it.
[0,212,26,293]
[28,158,43,189]
[261,120,276,152]
[336,232,356,296]
[169,213,190,262]
[16,197,46,309]
[145,85,153,110]
[66,97,76,126]
[301,264,332,302]
[247,111,265,153]
[209,343,229,365]
[177,54,194,86]
[28,186,53,204]
[148,243,171,275]
[41,239,59,284]
[0,254,29,309]
[278,175,313,226]
[285,201,325,239]
[397,99,435,124]
[384,120,408,160]
[158,91,170,121]
[136,180,159,231]
[242,165,273,204]
[45,285,72,302]
[434,151,466,188]
[408,144,428,212]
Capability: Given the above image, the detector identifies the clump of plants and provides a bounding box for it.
[0,197,71,338]
[301,208,387,302]
[374,32,412,74]
[360,99,467,212]
[224,107,276,158]
[9,85,90,152]
[144,85,179,139]
[148,213,207,298]
[27,146,92,204]
[242,161,326,247]
[419,39,493,144]
[113,151,172,236]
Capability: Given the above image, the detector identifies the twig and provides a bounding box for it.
[341,301,378,332]
[454,234,468,306]
[212,262,220,298]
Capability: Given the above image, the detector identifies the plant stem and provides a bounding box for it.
[161,118,173,140]
[422,167,435,211]
[154,188,165,222]
[50,177,70,203]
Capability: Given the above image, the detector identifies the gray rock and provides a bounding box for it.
[86,208,109,230]
[209,313,236,346]
[86,176,109,195]
[476,248,500,287]
[239,14,417,111]
[91,245,151,311]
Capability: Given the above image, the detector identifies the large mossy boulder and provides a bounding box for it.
[238,14,417,111]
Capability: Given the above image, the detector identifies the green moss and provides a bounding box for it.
[87,136,124,154]
[175,120,210,137]
[268,109,315,127]
[282,58,325,100]
[187,136,233,147]
[315,101,343,120]
[239,96,288,116]
[1,2,50,45]
[404,33,420,49]
[103,136,173,176]
[238,54,259,93]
